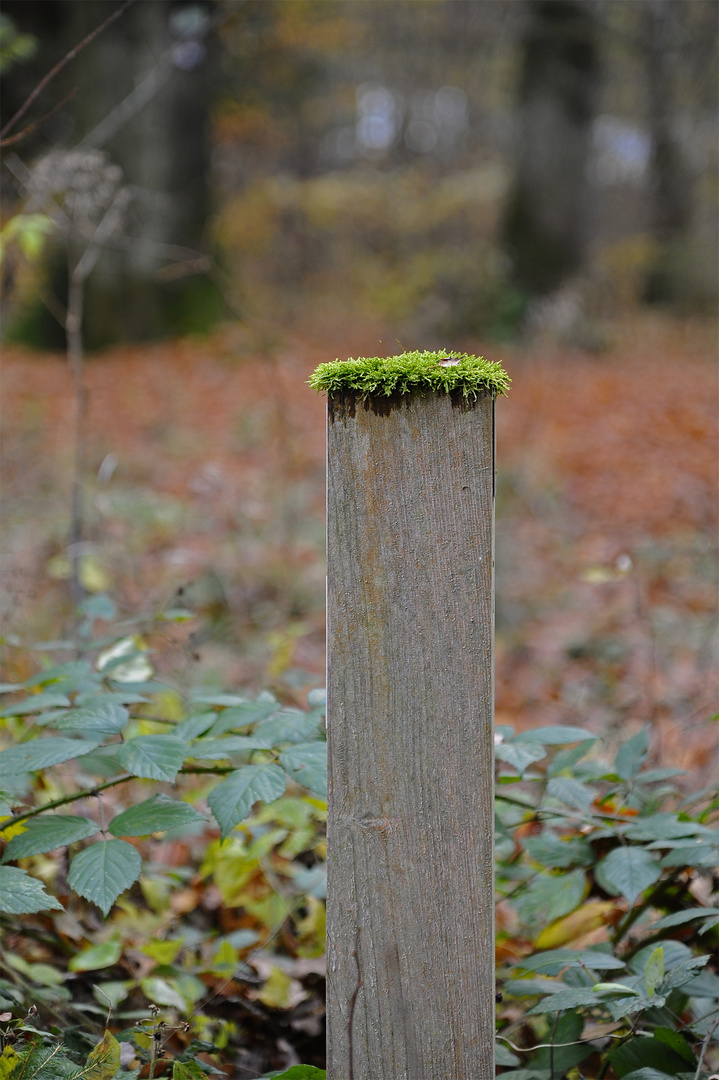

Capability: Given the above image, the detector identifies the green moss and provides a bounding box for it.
[309,350,510,400]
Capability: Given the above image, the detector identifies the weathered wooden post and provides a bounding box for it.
[310,351,510,1080]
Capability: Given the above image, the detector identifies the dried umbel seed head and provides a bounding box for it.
[28,149,130,234]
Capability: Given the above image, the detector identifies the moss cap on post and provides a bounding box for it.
[309,349,510,401]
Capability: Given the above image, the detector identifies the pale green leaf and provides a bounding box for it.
[515,725,596,745]
[117,735,187,781]
[0,736,102,775]
[53,704,129,735]
[0,866,63,913]
[109,794,205,837]
[69,939,123,972]
[595,847,661,906]
[208,764,287,840]
[68,839,141,916]
[495,741,546,776]
[644,946,664,996]
[1,814,99,862]
[615,728,649,781]
[140,976,186,1010]
[254,709,323,747]
[513,868,587,929]
[279,741,327,797]
[0,692,71,716]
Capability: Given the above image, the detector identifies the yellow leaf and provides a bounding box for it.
[84,1031,121,1080]
[0,818,27,842]
[535,901,618,950]
[257,966,293,1010]
[0,1045,21,1080]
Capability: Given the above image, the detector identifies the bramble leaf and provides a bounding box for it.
[0,736,102,775]
[68,839,141,915]
[1,814,99,862]
[208,764,287,840]
[117,735,187,781]
[279,741,327,797]
[0,866,63,913]
[109,794,206,837]
[595,846,661,906]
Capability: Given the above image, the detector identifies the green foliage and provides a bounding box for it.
[495,722,718,1077]
[1,606,716,1077]
[309,350,510,400]
[0,14,37,74]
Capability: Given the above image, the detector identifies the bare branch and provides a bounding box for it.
[0,0,136,140]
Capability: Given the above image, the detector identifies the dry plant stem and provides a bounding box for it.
[66,253,86,614]
[0,0,136,140]
[694,1015,719,1080]
[0,766,236,830]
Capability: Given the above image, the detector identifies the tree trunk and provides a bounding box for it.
[502,0,600,296]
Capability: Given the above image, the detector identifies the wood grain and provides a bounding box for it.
[326,390,495,1079]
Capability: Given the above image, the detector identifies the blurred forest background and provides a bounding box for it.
[1,2,718,1075]
[1,0,717,761]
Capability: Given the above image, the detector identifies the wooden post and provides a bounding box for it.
[318,352,503,1080]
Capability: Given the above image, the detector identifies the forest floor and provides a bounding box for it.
[2,310,718,775]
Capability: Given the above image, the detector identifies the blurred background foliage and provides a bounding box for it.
[0,0,717,348]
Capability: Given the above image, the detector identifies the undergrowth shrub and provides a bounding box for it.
[0,597,716,1079]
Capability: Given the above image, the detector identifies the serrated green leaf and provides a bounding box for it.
[522,832,594,868]
[624,814,706,841]
[69,938,123,972]
[188,736,271,759]
[645,946,664,996]
[607,991,666,1020]
[207,700,279,735]
[615,728,649,781]
[515,725,596,745]
[659,954,711,993]
[109,795,206,837]
[279,741,327,797]
[517,949,625,975]
[68,840,141,915]
[208,764,287,840]
[254,710,323,747]
[0,866,63,913]
[117,735,187,781]
[609,1034,691,1078]
[513,868,587,929]
[595,846,661,905]
[495,741,547,776]
[174,713,216,740]
[1,814,99,862]
[659,842,718,868]
[526,985,610,1014]
[0,691,71,716]
[546,776,595,811]
[53,704,129,735]
[0,735,103,775]
[25,661,93,688]
[495,1043,521,1067]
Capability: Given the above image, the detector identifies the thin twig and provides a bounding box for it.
[0,0,136,139]
[497,1031,627,1053]
[694,1015,719,1080]
[0,89,78,149]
